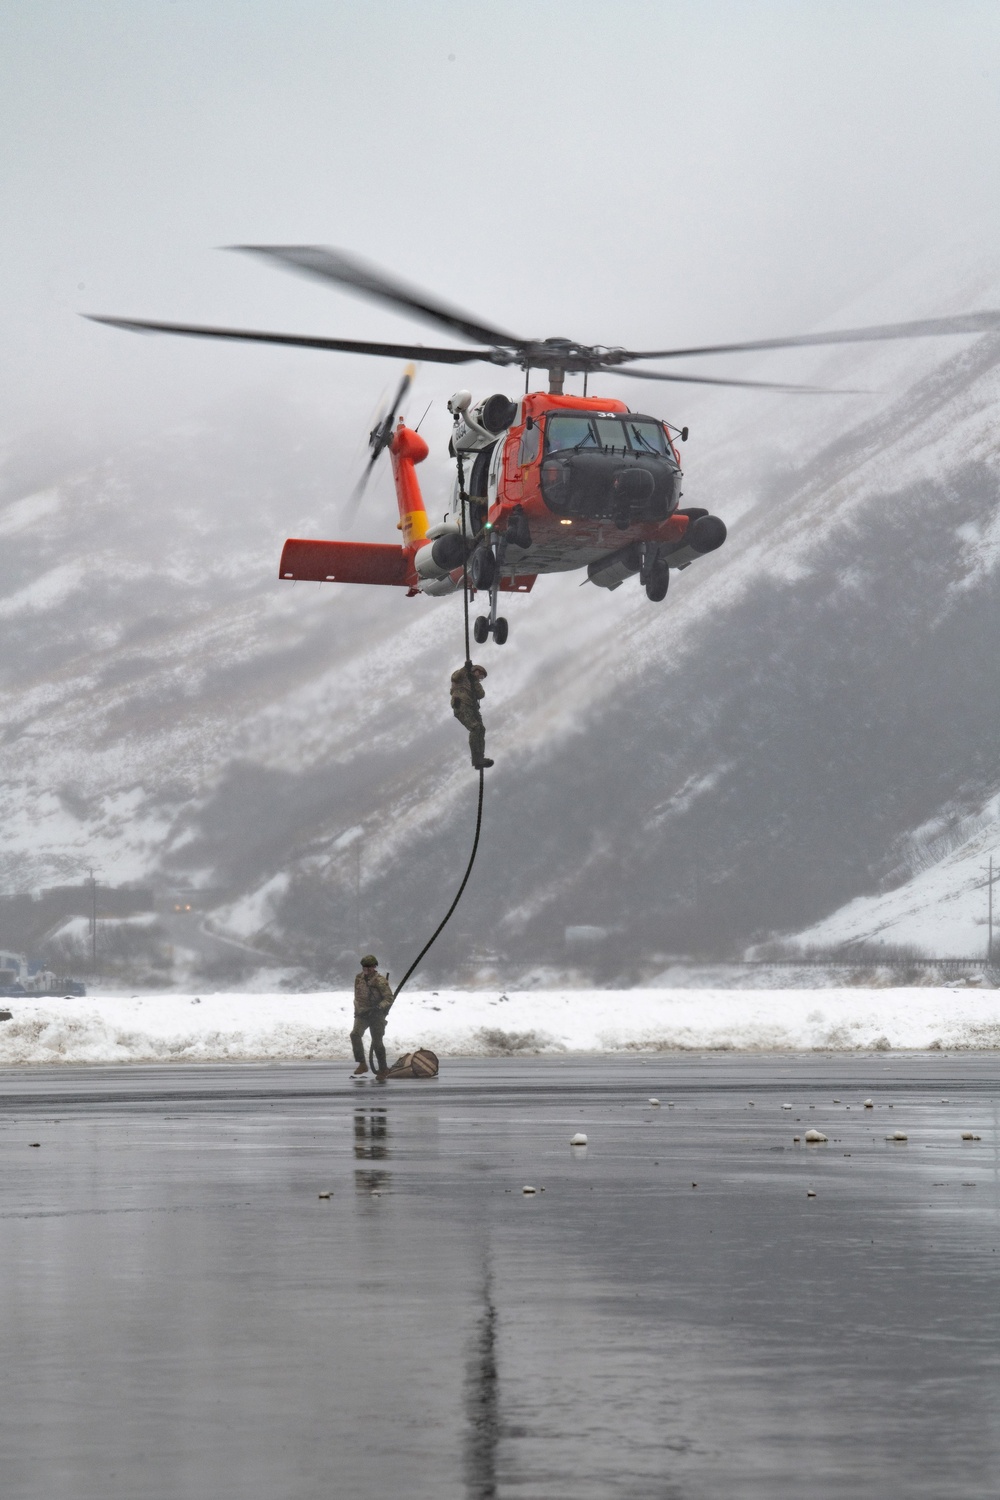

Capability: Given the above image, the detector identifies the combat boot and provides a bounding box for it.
[352,1062,368,1076]
[473,757,494,769]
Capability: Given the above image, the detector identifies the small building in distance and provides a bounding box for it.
[0,950,86,998]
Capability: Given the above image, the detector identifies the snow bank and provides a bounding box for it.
[0,988,999,1065]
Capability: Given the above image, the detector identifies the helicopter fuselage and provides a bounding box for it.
[479,391,690,577]
[278,387,727,631]
[93,241,1000,631]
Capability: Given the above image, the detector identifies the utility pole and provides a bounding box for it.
[355,841,361,955]
[981,858,1000,968]
[88,867,98,974]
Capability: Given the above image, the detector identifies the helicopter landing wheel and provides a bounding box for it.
[645,566,669,603]
[470,547,496,591]
[493,617,509,645]
[473,615,490,645]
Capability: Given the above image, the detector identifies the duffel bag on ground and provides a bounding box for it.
[385,1048,439,1079]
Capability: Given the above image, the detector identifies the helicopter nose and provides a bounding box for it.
[612,467,655,502]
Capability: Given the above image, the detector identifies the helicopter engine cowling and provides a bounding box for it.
[450,393,518,453]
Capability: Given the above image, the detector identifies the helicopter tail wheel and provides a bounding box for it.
[493,616,509,645]
[473,615,490,645]
[469,546,496,591]
[645,564,670,602]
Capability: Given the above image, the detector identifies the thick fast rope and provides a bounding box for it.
[388,456,485,1011]
[387,766,485,1010]
[459,450,472,668]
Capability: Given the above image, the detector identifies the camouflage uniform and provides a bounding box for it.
[451,664,489,769]
[351,967,394,1072]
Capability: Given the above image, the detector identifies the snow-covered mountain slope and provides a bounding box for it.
[788,796,1000,958]
[4,242,1000,983]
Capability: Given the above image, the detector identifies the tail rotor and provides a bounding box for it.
[343,363,416,528]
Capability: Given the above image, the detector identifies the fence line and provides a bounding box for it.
[739,957,986,971]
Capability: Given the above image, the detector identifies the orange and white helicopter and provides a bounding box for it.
[91,247,1000,645]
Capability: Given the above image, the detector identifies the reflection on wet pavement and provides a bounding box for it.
[463,1258,499,1500]
[354,1106,391,1195]
[1,1055,999,1498]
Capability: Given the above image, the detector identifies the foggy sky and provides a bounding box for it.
[4,0,1000,462]
[5,1,1000,963]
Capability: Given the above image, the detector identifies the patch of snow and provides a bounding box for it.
[0,561,87,618]
[0,488,62,537]
[791,807,1000,956]
[1,986,999,1065]
[213,873,290,942]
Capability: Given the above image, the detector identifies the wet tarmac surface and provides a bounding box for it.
[1,1053,999,1499]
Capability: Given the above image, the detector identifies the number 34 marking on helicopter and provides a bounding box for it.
[89,245,1000,645]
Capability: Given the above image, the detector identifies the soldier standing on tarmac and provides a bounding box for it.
[450,663,494,770]
[351,955,394,1079]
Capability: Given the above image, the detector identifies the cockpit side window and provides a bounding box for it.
[518,422,541,465]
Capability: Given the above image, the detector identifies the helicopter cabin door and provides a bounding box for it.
[503,418,540,505]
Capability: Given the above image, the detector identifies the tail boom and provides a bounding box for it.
[389,423,430,547]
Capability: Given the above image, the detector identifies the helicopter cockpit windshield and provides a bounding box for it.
[540,412,679,524]
[545,414,670,455]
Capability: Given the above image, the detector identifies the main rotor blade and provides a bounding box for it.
[85,315,494,365]
[230,245,529,351]
[606,365,861,393]
[622,310,1000,363]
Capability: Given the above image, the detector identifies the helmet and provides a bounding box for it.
[360,954,378,968]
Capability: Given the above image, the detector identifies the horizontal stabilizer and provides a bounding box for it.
[280,539,410,586]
